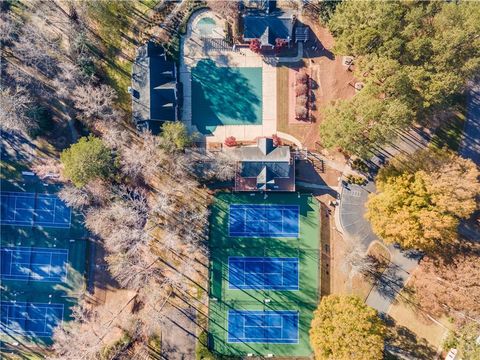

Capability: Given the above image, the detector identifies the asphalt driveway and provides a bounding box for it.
[337,181,420,314]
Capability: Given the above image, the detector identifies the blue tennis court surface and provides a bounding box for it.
[1,247,68,282]
[1,191,71,228]
[229,257,299,290]
[0,301,64,337]
[229,204,299,237]
[228,310,299,344]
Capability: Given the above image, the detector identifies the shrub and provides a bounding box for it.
[295,83,308,96]
[295,106,308,120]
[296,95,308,107]
[351,158,369,173]
[196,331,215,360]
[296,72,308,84]
[272,134,283,147]
[346,174,367,185]
[224,136,237,147]
[249,39,261,53]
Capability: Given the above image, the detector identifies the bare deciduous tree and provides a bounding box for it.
[72,84,118,124]
[0,86,36,134]
[213,150,238,181]
[207,0,239,21]
[120,131,165,180]
[101,124,131,150]
[51,61,85,99]
[0,12,19,44]
[340,236,376,282]
[49,296,138,360]
[58,185,91,210]
[107,245,163,289]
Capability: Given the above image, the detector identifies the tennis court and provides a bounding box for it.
[0,301,64,337]
[228,257,299,290]
[1,247,68,282]
[1,191,71,228]
[229,204,299,237]
[209,193,320,356]
[227,310,299,344]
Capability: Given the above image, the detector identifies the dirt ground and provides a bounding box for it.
[277,18,355,150]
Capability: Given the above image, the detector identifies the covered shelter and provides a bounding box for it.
[233,137,295,192]
[131,41,178,134]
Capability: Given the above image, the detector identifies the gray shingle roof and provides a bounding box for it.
[233,138,290,162]
[243,10,295,46]
[132,41,178,134]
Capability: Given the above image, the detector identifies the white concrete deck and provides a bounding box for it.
[180,9,278,145]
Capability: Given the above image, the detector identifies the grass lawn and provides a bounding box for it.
[352,242,391,301]
[208,192,320,358]
[387,295,451,358]
[86,1,160,112]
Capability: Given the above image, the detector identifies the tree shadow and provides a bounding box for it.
[297,20,335,61]
[383,315,438,360]
[191,59,262,135]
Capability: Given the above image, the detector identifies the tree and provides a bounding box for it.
[303,0,341,25]
[50,296,138,360]
[412,251,480,323]
[61,136,115,187]
[206,0,238,21]
[120,130,165,181]
[249,39,261,53]
[159,122,193,152]
[72,84,118,125]
[319,87,414,156]
[0,86,37,134]
[329,1,406,58]
[321,1,480,154]
[366,150,480,252]
[444,322,480,360]
[58,185,91,210]
[310,295,385,360]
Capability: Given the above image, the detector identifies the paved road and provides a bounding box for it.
[460,83,480,165]
[337,180,420,314]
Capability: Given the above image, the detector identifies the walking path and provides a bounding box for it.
[335,127,430,314]
[296,181,339,191]
[460,82,480,166]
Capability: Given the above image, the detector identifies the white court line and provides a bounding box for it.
[1,302,64,337]
[1,247,69,282]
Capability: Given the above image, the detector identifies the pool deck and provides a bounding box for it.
[180,9,277,145]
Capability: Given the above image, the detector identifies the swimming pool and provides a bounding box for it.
[197,17,217,37]
[191,59,263,135]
